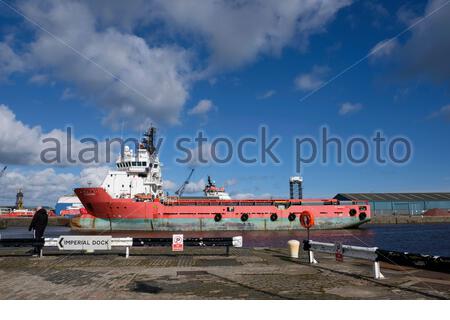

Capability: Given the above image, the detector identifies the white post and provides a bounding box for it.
[373,261,385,280]
[309,250,318,264]
[39,248,43,258]
[125,247,130,259]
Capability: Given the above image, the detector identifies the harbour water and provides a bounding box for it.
[1,223,450,257]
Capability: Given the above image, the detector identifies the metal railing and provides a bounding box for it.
[1,236,243,258]
[303,240,385,280]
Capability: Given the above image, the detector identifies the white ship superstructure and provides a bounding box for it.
[101,128,164,199]
[203,176,231,200]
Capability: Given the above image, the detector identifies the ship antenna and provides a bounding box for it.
[143,125,157,155]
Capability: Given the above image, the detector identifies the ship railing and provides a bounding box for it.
[159,198,357,207]
[303,240,384,280]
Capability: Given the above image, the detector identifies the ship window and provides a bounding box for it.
[143,162,147,166]
[128,162,131,167]
[132,162,137,166]
[154,164,158,168]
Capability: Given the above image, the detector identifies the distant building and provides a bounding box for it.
[334,193,450,216]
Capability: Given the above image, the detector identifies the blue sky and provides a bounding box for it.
[0,0,449,206]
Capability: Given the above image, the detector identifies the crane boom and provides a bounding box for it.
[175,168,195,197]
[0,166,7,179]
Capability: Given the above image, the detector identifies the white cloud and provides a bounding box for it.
[0,166,111,206]
[61,88,76,101]
[182,142,216,167]
[0,42,24,80]
[0,168,78,206]
[188,99,214,116]
[339,102,363,115]
[152,0,352,72]
[224,178,238,187]
[7,0,191,127]
[257,90,276,99]
[28,74,50,85]
[0,104,113,166]
[162,179,177,191]
[294,65,329,91]
[0,104,46,165]
[428,104,450,122]
[78,166,109,186]
[0,0,353,126]
[397,4,421,26]
[369,38,399,60]
[371,0,450,83]
[184,178,206,194]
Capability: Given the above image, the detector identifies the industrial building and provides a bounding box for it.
[334,193,450,216]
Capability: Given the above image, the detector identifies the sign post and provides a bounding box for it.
[57,236,112,251]
[335,242,344,262]
[172,234,184,252]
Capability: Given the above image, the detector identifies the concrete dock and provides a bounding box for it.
[0,217,70,228]
[369,215,450,224]
[0,247,449,299]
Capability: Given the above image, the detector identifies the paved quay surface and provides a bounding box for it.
[0,247,449,299]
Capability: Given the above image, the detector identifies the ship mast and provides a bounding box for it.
[142,127,157,155]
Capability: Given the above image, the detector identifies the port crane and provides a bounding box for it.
[0,166,6,179]
[175,168,195,197]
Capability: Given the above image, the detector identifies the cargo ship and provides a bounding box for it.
[55,195,83,216]
[73,128,371,231]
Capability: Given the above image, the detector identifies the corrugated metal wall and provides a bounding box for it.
[371,200,450,215]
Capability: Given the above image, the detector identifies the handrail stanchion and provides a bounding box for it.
[373,260,385,280]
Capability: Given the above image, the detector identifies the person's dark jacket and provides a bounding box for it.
[29,208,48,234]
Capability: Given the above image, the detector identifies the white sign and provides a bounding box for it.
[335,242,344,262]
[57,236,112,251]
[172,234,184,252]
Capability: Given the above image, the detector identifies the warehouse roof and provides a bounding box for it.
[334,193,450,202]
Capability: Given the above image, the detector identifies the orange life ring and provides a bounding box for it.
[300,211,315,229]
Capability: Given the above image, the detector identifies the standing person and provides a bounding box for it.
[29,207,48,256]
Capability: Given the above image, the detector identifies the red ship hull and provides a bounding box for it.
[72,188,371,231]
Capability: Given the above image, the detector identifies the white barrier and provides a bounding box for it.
[42,236,242,259]
[232,236,243,248]
[44,237,133,258]
[305,240,385,280]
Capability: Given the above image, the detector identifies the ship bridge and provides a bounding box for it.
[100,129,164,199]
